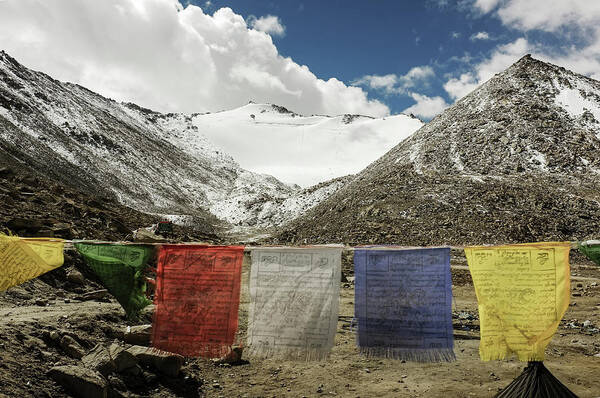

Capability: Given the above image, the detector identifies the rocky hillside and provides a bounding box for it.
[0,50,292,226]
[0,156,222,242]
[0,51,422,230]
[277,55,600,245]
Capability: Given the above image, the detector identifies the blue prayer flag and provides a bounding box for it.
[354,247,455,362]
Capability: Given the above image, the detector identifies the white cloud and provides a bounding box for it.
[473,0,501,13]
[248,14,286,37]
[451,31,461,39]
[443,73,479,100]
[403,93,450,119]
[353,66,435,94]
[470,31,490,41]
[444,38,530,100]
[471,0,600,80]
[352,74,398,93]
[403,66,435,83]
[490,0,600,32]
[0,0,388,117]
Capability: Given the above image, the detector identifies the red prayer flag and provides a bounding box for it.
[151,245,244,357]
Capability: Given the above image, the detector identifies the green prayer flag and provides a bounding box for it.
[75,243,154,318]
[578,241,600,267]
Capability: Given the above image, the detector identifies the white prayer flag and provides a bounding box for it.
[247,246,342,360]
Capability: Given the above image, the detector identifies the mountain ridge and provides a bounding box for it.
[0,50,422,230]
[276,55,600,245]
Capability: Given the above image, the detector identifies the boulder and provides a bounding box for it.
[67,269,85,285]
[82,345,116,376]
[122,325,152,346]
[126,345,184,377]
[211,345,244,365]
[60,335,86,359]
[108,343,138,373]
[82,343,138,376]
[48,365,108,398]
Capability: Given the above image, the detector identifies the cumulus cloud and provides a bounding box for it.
[470,31,490,41]
[403,93,450,119]
[352,74,399,93]
[248,14,285,37]
[353,66,442,118]
[444,38,530,99]
[403,66,435,83]
[487,0,600,32]
[471,0,600,80]
[352,66,435,94]
[473,0,501,13]
[0,0,388,117]
[443,73,479,100]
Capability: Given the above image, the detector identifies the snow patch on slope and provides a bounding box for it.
[555,87,600,122]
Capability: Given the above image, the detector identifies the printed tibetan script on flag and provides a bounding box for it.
[465,242,571,361]
[354,247,455,362]
[152,245,244,358]
[248,246,342,360]
[0,235,65,291]
[75,243,153,319]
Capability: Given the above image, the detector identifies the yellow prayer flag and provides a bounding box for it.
[464,242,570,362]
[22,238,65,268]
[0,235,65,291]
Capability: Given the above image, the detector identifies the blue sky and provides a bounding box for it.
[188,0,582,118]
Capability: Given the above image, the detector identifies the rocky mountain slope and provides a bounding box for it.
[0,51,422,230]
[277,55,600,245]
[0,156,221,242]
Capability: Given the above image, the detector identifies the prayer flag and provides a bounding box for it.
[578,241,600,266]
[248,246,342,360]
[0,235,65,291]
[354,247,455,362]
[152,245,244,358]
[464,242,571,361]
[75,243,154,319]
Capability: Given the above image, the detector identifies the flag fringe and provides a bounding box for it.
[358,346,456,362]
[479,349,545,362]
[246,345,332,361]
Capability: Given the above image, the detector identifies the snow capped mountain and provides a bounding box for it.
[278,55,600,245]
[183,103,422,187]
[0,51,422,229]
[385,54,600,176]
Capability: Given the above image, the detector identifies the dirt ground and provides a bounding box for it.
[0,251,599,397]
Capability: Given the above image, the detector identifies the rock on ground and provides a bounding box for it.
[126,345,184,377]
[47,365,108,398]
[59,335,86,359]
[82,343,138,377]
[122,324,152,346]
